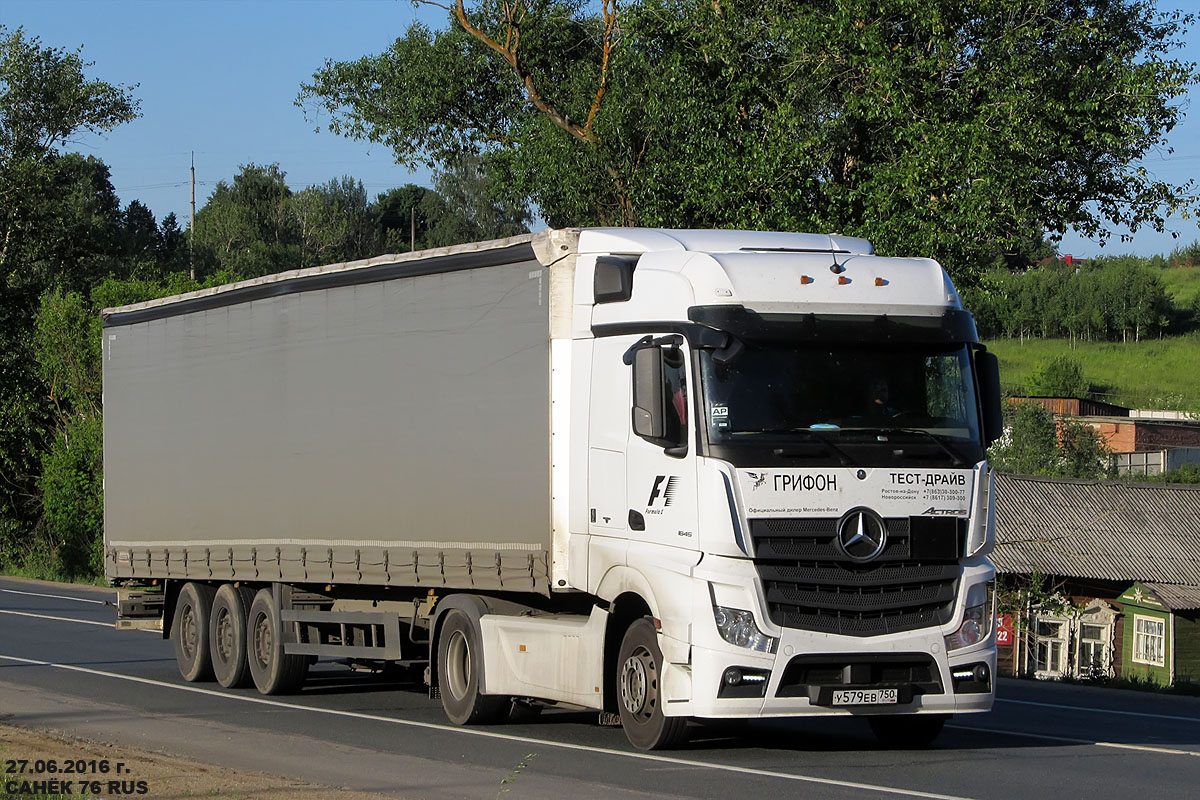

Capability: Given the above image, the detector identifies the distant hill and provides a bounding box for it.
[1160,264,1200,308]
[983,333,1200,413]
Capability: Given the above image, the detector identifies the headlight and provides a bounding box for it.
[945,580,995,651]
[713,605,777,653]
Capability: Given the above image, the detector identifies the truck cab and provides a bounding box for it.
[561,228,1002,747]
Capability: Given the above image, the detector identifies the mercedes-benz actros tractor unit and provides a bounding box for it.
[105,228,1003,750]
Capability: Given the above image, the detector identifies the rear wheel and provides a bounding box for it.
[868,714,949,748]
[246,588,308,694]
[436,610,509,725]
[616,619,689,750]
[172,582,216,682]
[209,584,255,688]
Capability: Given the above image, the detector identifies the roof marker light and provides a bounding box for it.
[875,277,887,286]
[838,276,850,285]
[800,275,813,285]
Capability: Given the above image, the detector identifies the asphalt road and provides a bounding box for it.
[2,576,1199,799]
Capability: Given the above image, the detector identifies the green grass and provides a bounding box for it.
[984,333,1200,411]
[1159,264,1200,307]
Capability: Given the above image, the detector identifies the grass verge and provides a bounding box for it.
[984,333,1200,411]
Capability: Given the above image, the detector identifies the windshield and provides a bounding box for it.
[698,342,984,464]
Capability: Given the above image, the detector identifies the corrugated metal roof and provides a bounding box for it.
[992,474,1200,586]
[1144,583,1200,611]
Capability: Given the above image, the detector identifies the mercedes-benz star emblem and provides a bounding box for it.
[836,508,888,562]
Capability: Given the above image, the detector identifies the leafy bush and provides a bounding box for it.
[37,415,103,577]
[990,401,1111,479]
[1026,355,1090,398]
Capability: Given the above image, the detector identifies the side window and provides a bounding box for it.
[662,347,688,444]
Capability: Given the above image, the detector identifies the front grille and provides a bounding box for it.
[776,653,944,698]
[750,517,963,637]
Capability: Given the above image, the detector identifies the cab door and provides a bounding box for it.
[624,337,699,551]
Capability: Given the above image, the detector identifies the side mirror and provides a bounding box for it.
[976,350,1004,447]
[632,347,665,439]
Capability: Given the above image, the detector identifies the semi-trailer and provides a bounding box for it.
[105,228,1002,750]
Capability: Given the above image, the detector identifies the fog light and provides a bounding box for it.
[718,666,771,698]
[951,662,991,694]
[713,605,777,653]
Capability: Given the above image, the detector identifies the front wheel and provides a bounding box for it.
[868,714,949,748]
[616,619,689,750]
[436,610,509,725]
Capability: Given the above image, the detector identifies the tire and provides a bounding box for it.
[172,582,217,682]
[246,588,309,695]
[868,714,949,748]
[616,619,689,750]
[209,584,255,688]
[436,610,509,725]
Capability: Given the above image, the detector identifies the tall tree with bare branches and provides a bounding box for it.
[300,1,1198,281]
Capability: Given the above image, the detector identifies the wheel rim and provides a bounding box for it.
[179,603,198,661]
[253,613,272,669]
[445,629,471,700]
[620,646,655,720]
[214,607,234,664]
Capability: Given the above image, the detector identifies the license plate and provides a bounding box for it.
[831,688,898,706]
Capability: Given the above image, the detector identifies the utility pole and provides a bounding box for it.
[189,151,197,281]
[410,206,415,252]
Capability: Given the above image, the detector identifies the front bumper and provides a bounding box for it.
[662,557,996,719]
[684,628,996,719]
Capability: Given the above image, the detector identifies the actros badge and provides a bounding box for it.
[835,507,888,562]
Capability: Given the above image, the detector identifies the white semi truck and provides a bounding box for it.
[105,228,1002,750]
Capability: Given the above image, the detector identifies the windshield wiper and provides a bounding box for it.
[774,428,858,467]
[876,427,967,467]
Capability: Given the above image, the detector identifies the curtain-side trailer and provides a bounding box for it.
[106,228,1003,750]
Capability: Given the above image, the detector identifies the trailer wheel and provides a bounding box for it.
[209,584,255,688]
[868,714,949,748]
[246,589,308,695]
[436,610,508,725]
[616,619,689,750]
[172,582,217,682]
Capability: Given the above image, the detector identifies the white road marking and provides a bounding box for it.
[950,723,1200,758]
[0,608,157,633]
[0,609,111,627]
[1,588,107,605]
[0,652,976,800]
[997,697,1200,724]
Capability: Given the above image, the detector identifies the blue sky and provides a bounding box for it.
[5,0,1199,258]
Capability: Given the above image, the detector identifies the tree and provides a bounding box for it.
[299,1,1197,285]
[0,26,139,281]
[1026,356,1090,398]
[372,184,455,251]
[33,288,103,577]
[290,176,376,268]
[433,154,531,242]
[990,401,1111,479]
[989,402,1060,476]
[1058,419,1112,480]
[193,164,298,279]
[156,212,188,275]
[0,27,137,560]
